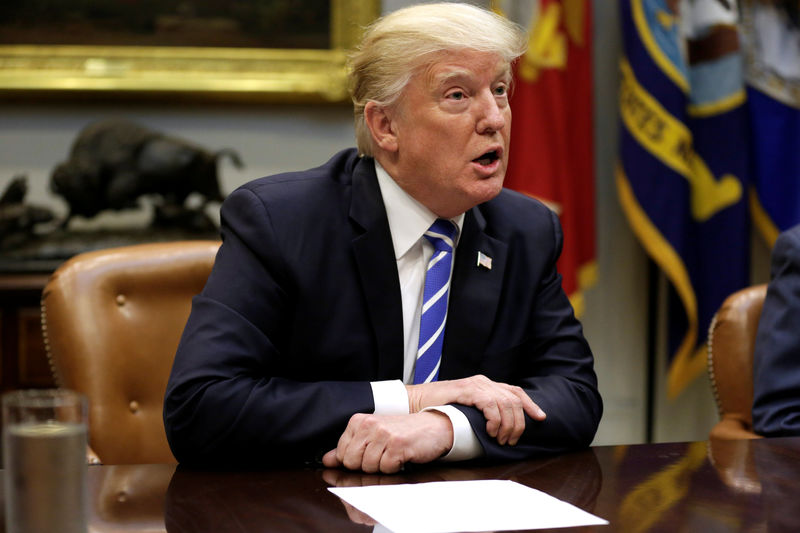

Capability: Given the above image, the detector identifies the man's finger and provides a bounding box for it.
[518,392,546,420]
[508,396,525,445]
[322,448,341,468]
[482,401,502,438]
[496,395,518,445]
[378,450,404,474]
[340,438,370,471]
[501,384,544,421]
[360,439,388,474]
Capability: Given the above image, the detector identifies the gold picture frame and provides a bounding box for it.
[0,0,380,103]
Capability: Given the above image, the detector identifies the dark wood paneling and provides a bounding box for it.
[0,274,54,391]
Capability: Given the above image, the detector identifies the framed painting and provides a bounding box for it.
[0,0,380,103]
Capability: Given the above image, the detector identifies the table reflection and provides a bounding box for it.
[2,438,800,532]
[163,450,602,532]
[88,464,174,532]
[753,437,800,533]
[165,467,370,532]
[318,450,603,528]
[708,437,762,494]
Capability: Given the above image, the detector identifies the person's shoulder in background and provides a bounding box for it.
[752,223,800,437]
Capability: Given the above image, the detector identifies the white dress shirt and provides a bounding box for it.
[369,161,482,461]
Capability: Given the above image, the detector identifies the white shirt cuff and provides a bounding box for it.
[370,380,409,415]
[424,405,483,462]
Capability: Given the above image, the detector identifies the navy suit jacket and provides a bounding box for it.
[753,224,800,436]
[164,149,602,466]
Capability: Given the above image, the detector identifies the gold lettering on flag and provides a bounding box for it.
[519,2,566,81]
[517,0,587,82]
[619,59,742,222]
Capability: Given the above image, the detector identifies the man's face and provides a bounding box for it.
[387,49,513,218]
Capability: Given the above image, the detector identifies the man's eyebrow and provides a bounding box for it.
[432,66,512,87]
[432,69,473,87]
[495,64,513,81]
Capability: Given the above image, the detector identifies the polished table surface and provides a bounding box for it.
[2,436,799,532]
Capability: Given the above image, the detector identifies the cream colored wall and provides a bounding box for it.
[1,1,769,445]
[582,0,650,445]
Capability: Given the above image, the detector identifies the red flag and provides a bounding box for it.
[505,0,596,315]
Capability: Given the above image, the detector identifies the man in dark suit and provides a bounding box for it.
[753,224,800,436]
[164,3,602,474]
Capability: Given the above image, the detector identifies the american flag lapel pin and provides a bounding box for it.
[476,251,492,270]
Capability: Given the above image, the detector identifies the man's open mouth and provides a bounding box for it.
[473,150,499,166]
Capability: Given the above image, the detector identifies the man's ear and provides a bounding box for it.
[364,101,398,153]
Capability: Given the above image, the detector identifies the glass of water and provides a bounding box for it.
[2,389,88,533]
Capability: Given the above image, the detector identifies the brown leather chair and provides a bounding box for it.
[706,284,767,440]
[41,241,220,464]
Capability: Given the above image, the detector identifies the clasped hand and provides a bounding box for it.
[407,374,546,445]
[322,411,453,474]
[323,375,546,473]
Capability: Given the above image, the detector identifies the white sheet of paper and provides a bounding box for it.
[328,479,608,533]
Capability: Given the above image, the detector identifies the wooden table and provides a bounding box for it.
[2,436,797,532]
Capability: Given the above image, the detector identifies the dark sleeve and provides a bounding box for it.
[456,208,602,461]
[752,226,800,437]
[163,187,374,467]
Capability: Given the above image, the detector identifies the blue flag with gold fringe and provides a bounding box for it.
[740,1,800,246]
[617,0,750,398]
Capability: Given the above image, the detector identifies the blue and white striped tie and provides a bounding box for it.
[413,219,458,384]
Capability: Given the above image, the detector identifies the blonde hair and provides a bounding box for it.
[348,2,527,156]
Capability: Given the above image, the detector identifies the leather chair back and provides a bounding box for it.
[706,284,767,440]
[42,241,220,464]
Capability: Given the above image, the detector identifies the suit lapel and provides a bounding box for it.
[349,158,405,380]
[440,207,507,378]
